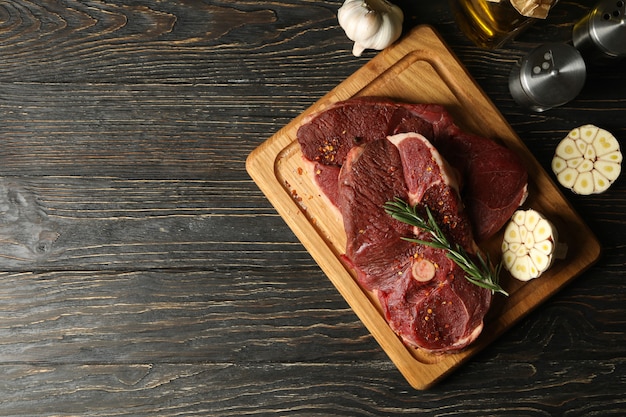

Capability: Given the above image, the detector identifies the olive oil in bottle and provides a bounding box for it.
[450,0,555,49]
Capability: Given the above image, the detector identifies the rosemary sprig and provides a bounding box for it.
[383,198,508,296]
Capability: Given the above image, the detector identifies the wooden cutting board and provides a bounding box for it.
[246,25,601,390]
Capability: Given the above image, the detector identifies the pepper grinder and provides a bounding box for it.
[509,43,587,112]
[573,0,626,63]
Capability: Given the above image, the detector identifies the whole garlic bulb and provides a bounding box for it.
[338,0,404,57]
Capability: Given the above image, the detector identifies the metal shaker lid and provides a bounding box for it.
[573,0,626,60]
[509,43,587,112]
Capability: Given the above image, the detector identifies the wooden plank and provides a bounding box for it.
[0,1,340,83]
[0,268,377,364]
[0,83,284,179]
[0,357,624,416]
[246,25,601,389]
[0,176,312,270]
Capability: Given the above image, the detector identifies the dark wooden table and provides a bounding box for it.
[0,0,624,415]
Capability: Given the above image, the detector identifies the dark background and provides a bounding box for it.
[0,0,624,415]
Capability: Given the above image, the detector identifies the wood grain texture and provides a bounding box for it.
[0,0,624,415]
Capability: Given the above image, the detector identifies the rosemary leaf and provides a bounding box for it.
[383,198,508,296]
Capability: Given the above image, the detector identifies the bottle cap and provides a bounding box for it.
[509,43,587,112]
[573,0,626,62]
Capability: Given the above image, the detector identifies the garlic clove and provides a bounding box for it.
[556,167,578,189]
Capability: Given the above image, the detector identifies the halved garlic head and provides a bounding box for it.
[501,209,560,281]
[552,125,622,195]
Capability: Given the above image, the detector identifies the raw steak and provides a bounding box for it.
[297,96,528,241]
[338,133,492,353]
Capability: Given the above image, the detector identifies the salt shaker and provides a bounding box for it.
[573,0,626,63]
[509,43,587,112]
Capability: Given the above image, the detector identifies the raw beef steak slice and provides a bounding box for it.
[337,138,414,291]
[297,96,528,241]
[379,245,491,352]
[338,133,492,353]
[297,97,439,167]
[434,126,529,241]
